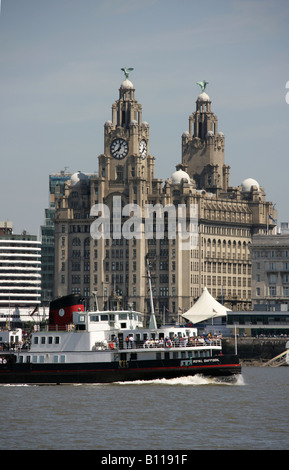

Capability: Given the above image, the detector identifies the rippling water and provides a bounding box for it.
[0,367,288,450]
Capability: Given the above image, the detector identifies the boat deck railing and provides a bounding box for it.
[94,338,222,351]
[0,337,222,354]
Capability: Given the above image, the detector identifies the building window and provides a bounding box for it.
[269,286,276,296]
[72,263,80,271]
[283,286,289,296]
[84,287,90,297]
[72,275,81,284]
[116,166,123,181]
[72,287,81,294]
[72,250,81,258]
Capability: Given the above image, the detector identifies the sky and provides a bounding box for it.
[0,0,288,235]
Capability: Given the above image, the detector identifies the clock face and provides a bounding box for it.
[139,139,147,159]
[110,138,128,159]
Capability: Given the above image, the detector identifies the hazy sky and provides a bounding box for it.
[0,0,288,234]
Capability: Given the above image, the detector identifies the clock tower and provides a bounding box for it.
[91,69,157,312]
[181,82,230,194]
[98,68,154,195]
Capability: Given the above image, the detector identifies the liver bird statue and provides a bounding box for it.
[121,67,134,79]
[196,80,209,92]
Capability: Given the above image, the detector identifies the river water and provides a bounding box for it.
[0,367,288,451]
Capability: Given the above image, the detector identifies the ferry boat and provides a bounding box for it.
[0,294,241,384]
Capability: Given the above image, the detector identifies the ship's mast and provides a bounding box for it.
[146,257,157,330]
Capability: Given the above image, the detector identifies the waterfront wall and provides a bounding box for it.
[222,337,288,361]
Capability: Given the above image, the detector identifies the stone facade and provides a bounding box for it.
[251,234,289,309]
[53,75,277,323]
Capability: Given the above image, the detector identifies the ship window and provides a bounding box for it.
[100,315,108,321]
[34,337,39,345]
[32,356,37,363]
[90,315,99,322]
[41,337,46,344]
[40,356,45,363]
[48,337,53,344]
[19,356,23,363]
[60,355,66,363]
[55,337,60,344]
[54,356,58,363]
[119,314,127,320]
[26,356,31,363]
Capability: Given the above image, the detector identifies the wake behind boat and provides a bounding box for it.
[0,292,241,384]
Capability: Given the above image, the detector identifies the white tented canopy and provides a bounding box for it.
[181,287,231,324]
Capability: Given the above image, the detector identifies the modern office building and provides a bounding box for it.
[53,72,277,323]
[40,171,72,305]
[0,222,41,326]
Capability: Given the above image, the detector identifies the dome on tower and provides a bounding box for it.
[121,79,134,89]
[241,178,260,192]
[206,130,214,137]
[70,171,89,187]
[197,92,210,102]
[171,169,190,184]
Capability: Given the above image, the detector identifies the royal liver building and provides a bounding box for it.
[53,71,277,322]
